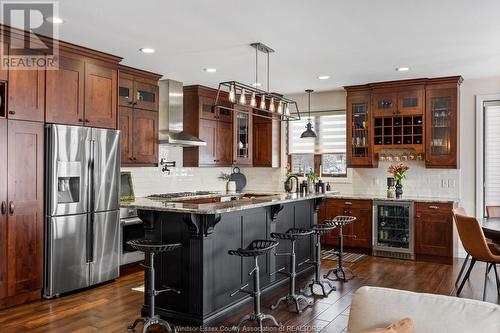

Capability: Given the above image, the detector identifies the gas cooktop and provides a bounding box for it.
[147,191,219,200]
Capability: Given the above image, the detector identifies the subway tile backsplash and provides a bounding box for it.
[123,146,460,199]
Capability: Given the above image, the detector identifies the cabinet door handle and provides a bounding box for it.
[1,201,6,215]
[416,214,421,218]
[8,201,14,215]
[8,110,15,115]
[429,205,439,210]
[129,157,133,160]
[128,101,133,105]
[344,201,352,206]
[85,119,89,123]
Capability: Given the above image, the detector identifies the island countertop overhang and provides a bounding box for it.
[127,192,326,214]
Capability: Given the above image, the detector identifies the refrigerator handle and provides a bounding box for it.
[87,213,94,263]
[87,138,95,263]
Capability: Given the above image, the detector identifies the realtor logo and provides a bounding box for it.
[0,1,59,70]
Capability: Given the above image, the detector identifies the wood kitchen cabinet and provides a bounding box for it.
[233,105,252,166]
[0,42,8,81]
[118,67,161,166]
[320,198,372,250]
[45,55,85,126]
[183,85,234,167]
[346,90,377,168]
[253,113,281,167]
[425,77,462,169]
[196,118,233,166]
[0,119,6,301]
[119,106,158,165]
[372,87,424,117]
[118,68,159,111]
[7,50,45,122]
[0,120,44,310]
[346,77,461,169]
[84,63,118,129]
[415,202,455,263]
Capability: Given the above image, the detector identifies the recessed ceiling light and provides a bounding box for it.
[318,75,330,80]
[395,67,410,72]
[204,68,216,73]
[252,82,262,87]
[139,48,155,54]
[45,16,64,24]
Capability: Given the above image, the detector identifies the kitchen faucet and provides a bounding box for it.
[284,175,299,193]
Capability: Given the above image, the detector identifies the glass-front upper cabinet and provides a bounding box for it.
[135,82,158,111]
[233,105,252,165]
[118,77,158,111]
[398,88,424,115]
[425,85,459,168]
[118,77,134,107]
[372,92,397,117]
[346,91,376,167]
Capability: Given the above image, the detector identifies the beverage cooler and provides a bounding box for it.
[373,200,414,260]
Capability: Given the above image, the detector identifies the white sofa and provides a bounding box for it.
[347,286,500,333]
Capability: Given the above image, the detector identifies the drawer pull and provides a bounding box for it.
[344,202,352,206]
[8,201,14,215]
[429,205,439,210]
[1,201,6,215]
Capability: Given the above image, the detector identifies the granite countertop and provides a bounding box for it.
[127,192,326,214]
[326,193,459,204]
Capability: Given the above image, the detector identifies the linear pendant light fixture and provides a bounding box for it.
[300,89,317,138]
[214,42,301,121]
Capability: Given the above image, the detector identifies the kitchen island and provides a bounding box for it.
[129,193,325,326]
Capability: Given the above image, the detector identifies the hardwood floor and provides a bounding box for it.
[0,256,497,333]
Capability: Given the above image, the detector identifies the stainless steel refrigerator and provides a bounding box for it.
[44,124,121,298]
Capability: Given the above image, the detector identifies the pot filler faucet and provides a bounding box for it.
[160,158,176,174]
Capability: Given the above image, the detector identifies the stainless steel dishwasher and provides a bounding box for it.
[373,200,415,260]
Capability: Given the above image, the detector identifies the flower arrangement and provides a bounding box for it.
[388,163,409,183]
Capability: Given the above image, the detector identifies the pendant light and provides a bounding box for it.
[239,88,246,104]
[214,42,302,121]
[300,89,317,138]
[269,97,275,112]
[229,84,236,103]
[260,95,266,109]
[250,91,257,107]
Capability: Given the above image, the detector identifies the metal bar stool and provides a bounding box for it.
[127,239,181,333]
[228,240,280,332]
[323,216,357,282]
[300,224,337,296]
[270,228,314,314]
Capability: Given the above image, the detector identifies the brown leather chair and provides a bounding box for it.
[486,205,500,218]
[452,208,468,287]
[454,213,500,301]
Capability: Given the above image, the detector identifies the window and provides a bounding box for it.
[484,101,500,215]
[288,112,347,177]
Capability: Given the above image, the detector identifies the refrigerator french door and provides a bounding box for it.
[44,124,120,298]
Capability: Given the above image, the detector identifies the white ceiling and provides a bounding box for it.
[39,0,500,93]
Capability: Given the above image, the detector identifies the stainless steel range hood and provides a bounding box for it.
[158,79,206,146]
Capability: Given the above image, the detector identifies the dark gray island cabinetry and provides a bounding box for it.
[130,193,325,326]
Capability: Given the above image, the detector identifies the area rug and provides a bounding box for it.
[321,249,367,263]
[132,285,144,292]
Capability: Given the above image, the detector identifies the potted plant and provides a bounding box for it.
[306,170,319,193]
[388,163,409,199]
[218,172,236,193]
